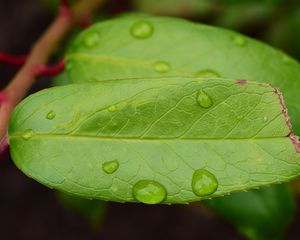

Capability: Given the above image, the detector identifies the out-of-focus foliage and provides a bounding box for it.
[56,191,107,228]
[205,184,296,240]
[41,0,76,11]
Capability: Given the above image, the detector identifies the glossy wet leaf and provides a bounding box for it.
[66,15,300,133]
[8,77,300,204]
[205,184,296,240]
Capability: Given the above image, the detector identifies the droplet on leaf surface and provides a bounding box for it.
[83,31,100,48]
[22,130,34,140]
[46,111,56,120]
[130,20,153,39]
[192,169,218,197]
[132,180,166,204]
[154,61,171,73]
[102,160,119,174]
[195,69,220,78]
[197,90,213,108]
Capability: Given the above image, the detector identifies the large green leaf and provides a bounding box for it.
[205,184,296,240]
[66,15,300,133]
[8,77,300,204]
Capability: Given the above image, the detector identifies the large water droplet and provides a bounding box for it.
[130,20,153,39]
[192,169,218,197]
[107,105,117,112]
[233,36,247,47]
[197,90,213,108]
[84,31,100,48]
[133,180,166,204]
[154,61,171,73]
[46,110,56,120]
[22,130,34,140]
[195,69,220,78]
[102,160,119,174]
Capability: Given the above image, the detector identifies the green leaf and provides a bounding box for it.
[66,15,300,133]
[8,77,300,204]
[56,191,107,228]
[52,71,72,87]
[205,184,296,240]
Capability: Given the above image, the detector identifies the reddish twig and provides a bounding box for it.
[33,59,65,77]
[80,17,93,28]
[0,0,106,147]
[59,0,71,17]
[0,92,7,103]
[0,53,27,65]
[0,134,8,155]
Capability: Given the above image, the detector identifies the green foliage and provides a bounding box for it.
[8,14,300,209]
[66,15,300,133]
[8,77,300,203]
[205,184,296,240]
[56,191,107,228]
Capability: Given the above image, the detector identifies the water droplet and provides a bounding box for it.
[107,105,117,112]
[133,180,166,204]
[22,130,34,140]
[263,116,268,123]
[83,31,100,48]
[192,169,218,197]
[130,20,153,39]
[111,185,119,192]
[154,61,171,73]
[197,90,213,108]
[46,110,56,120]
[195,69,220,78]
[102,160,119,174]
[233,36,247,47]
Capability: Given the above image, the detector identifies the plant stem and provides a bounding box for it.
[0,0,106,150]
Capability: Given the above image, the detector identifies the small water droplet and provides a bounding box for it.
[130,20,153,39]
[107,105,117,112]
[133,180,166,204]
[83,31,100,48]
[22,130,34,140]
[111,185,119,192]
[102,160,119,174]
[233,36,247,47]
[195,69,220,78]
[154,61,171,73]
[197,90,213,108]
[192,169,218,197]
[263,116,268,123]
[46,110,56,120]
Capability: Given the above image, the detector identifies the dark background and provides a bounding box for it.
[1,0,300,239]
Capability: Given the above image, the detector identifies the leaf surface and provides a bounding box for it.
[8,77,300,203]
[66,15,300,133]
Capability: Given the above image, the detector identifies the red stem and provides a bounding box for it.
[0,53,27,65]
[80,17,92,28]
[32,59,65,77]
[59,0,72,17]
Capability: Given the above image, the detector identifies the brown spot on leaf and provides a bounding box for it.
[273,87,300,153]
[236,79,247,85]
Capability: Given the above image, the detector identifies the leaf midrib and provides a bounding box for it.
[9,132,291,142]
